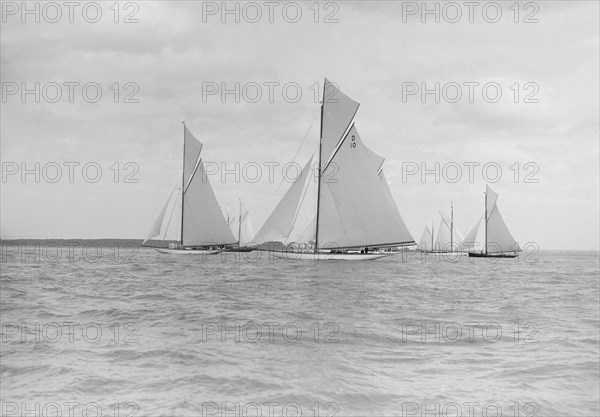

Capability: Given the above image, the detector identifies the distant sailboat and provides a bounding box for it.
[253,78,415,260]
[142,123,237,254]
[417,223,434,252]
[434,202,464,253]
[224,199,256,252]
[467,185,520,258]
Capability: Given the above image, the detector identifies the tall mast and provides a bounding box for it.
[450,201,453,252]
[484,190,488,255]
[314,80,325,254]
[238,198,242,247]
[181,121,186,248]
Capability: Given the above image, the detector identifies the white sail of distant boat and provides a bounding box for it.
[461,214,483,250]
[434,202,464,252]
[235,199,255,247]
[143,123,237,254]
[253,78,415,260]
[418,224,434,251]
[467,185,520,258]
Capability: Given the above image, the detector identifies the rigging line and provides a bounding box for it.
[263,113,318,217]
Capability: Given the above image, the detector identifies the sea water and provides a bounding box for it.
[1,246,598,416]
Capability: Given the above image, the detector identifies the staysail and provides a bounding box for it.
[143,186,177,245]
[461,214,483,251]
[253,156,314,244]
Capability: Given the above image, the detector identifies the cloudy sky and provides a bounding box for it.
[1,1,598,250]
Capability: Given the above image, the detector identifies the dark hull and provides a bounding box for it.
[468,252,517,258]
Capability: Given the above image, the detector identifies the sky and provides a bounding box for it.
[1,1,598,250]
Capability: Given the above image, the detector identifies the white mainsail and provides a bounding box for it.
[418,225,433,251]
[143,126,236,247]
[317,124,414,248]
[486,185,520,253]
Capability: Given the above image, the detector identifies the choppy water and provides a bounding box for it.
[1,246,598,417]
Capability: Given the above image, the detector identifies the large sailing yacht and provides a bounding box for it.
[142,123,237,254]
[253,79,415,260]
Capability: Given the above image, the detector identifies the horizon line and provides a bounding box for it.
[0,237,598,252]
